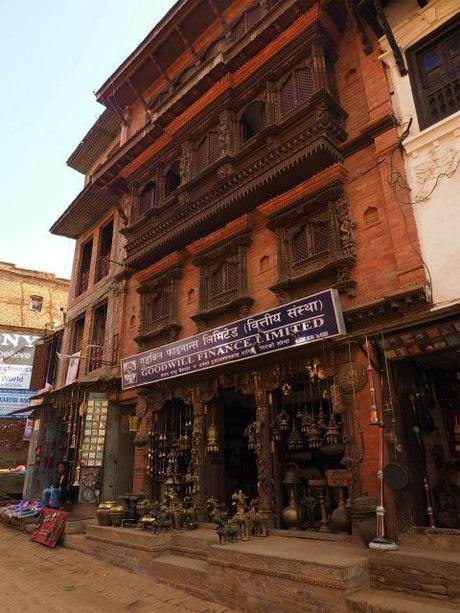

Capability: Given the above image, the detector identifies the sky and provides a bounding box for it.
[0,0,176,280]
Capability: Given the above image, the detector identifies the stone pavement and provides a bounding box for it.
[0,524,238,613]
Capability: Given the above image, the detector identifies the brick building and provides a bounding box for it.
[0,262,68,469]
[43,0,459,541]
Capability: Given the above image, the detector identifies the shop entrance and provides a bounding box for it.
[270,371,348,531]
[394,349,460,530]
[206,390,257,507]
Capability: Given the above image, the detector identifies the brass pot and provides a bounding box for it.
[108,503,125,527]
[96,500,117,526]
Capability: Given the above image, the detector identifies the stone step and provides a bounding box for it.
[369,547,460,602]
[170,527,217,559]
[206,536,370,612]
[398,530,460,551]
[151,554,208,597]
[347,588,460,613]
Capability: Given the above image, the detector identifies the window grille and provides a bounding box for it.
[197,131,221,173]
[281,75,296,116]
[408,17,460,129]
[292,223,329,264]
[149,290,171,325]
[210,260,240,296]
[280,66,313,116]
[138,182,156,217]
[231,5,261,42]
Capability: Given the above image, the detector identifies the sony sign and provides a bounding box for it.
[0,330,41,391]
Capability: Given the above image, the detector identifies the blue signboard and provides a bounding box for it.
[121,288,345,390]
[0,388,35,419]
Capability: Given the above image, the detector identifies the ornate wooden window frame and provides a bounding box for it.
[407,15,460,130]
[132,172,160,222]
[135,263,183,348]
[191,231,253,331]
[277,58,315,120]
[268,192,356,303]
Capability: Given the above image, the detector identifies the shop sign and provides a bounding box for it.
[0,330,41,390]
[121,288,346,390]
[0,388,35,419]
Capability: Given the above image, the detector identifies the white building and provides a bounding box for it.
[378,0,460,308]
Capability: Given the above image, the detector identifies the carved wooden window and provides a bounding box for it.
[241,101,265,142]
[210,258,240,298]
[193,236,253,327]
[165,161,181,195]
[144,287,172,328]
[231,5,260,42]
[137,181,156,218]
[292,222,329,264]
[280,66,314,116]
[196,130,221,173]
[269,196,357,302]
[408,16,460,129]
[137,273,183,346]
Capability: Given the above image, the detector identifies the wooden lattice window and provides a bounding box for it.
[280,66,314,116]
[146,289,171,326]
[165,161,181,196]
[241,101,265,142]
[210,259,240,297]
[196,130,221,173]
[408,17,460,130]
[292,222,329,264]
[231,5,260,42]
[137,182,156,217]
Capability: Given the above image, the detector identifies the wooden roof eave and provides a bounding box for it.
[95,0,214,105]
[49,182,121,239]
[67,109,121,175]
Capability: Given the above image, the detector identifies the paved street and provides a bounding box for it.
[0,524,237,613]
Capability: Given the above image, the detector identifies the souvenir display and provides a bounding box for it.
[80,395,108,467]
[207,494,267,544]
[31,508,69,548]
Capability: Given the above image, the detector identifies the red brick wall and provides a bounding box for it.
[113,10,426,502]
[0,419,28,468]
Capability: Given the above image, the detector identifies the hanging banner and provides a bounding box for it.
[121,288,346,390]
[65,351,81,386]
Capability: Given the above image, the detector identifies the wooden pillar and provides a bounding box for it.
[312,41,330,93]
[190,387,207,519]
[254,373,275,530]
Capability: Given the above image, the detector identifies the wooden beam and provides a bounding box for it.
[127,78,149,111]
[206,0,228,27]
[175,26,200,62]
[149,54,173,86]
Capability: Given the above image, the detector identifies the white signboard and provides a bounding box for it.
[0,331,41,390]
